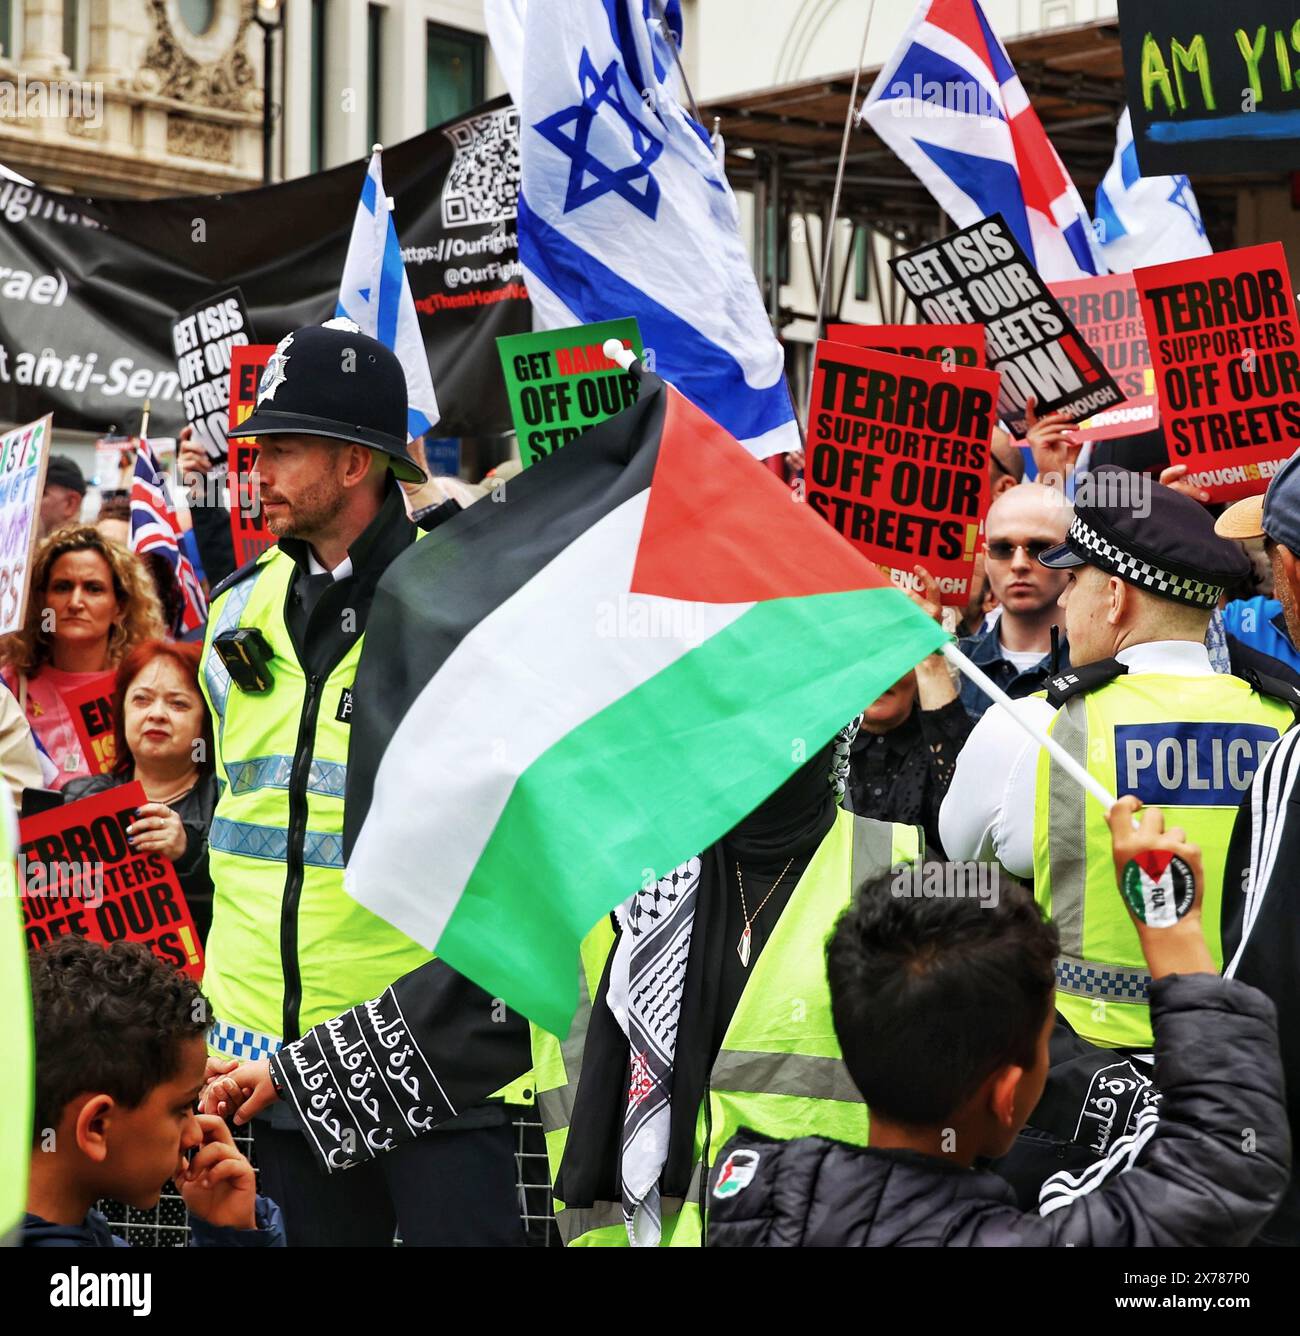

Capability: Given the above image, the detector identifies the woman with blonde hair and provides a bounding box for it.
[0,524,165,788]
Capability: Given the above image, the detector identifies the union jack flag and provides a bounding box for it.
[130,439,207,636]
[860,0,1104,283]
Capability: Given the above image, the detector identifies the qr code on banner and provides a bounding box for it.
[441,106,521,229]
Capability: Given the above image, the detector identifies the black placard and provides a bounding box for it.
[889,214,1124,438]
[1119,0,1300,175]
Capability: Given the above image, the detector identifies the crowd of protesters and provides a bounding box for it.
[9,326,1300,1253]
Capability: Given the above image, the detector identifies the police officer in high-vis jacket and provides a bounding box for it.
[941,467,1297,1051]
[199,321,529,1246]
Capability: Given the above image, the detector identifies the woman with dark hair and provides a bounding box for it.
[0,524,165,788]
[62,639,218,942]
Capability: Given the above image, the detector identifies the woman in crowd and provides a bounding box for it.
[0,525,165,788]
[62,639,217,941]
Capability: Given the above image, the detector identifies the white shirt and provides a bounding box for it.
[939,640,1216,879]
[306,550,354,580]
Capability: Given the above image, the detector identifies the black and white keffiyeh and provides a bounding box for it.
[608,717,862,1246]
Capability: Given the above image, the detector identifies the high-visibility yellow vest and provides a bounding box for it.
[199,548,434,1057]
[1034,670,1290,1049]
[0,798,31,1242]
[533,808,921,1247]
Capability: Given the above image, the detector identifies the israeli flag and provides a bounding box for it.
[499,0,797,458]
[1094,109,1211,273]
[337,147,440,440]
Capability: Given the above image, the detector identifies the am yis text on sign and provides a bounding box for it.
[889,215,1122,437]
[19,782,204,978]
[1135,241,1300,501]
[805,341,998,606]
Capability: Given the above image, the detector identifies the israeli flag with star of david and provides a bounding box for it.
[1093,109,1212,274]
[860,0,1103,283]
[500,0,798,459]
[337,147,440,441]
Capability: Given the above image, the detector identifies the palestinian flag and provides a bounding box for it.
[344,374,947,1035]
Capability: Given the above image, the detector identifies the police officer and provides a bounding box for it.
[941,466,1297,1050]
[197,321,528,1245]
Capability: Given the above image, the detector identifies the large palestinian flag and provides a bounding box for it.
[344,374,947,1035]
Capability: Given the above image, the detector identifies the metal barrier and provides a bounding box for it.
[98,1113,559,1247]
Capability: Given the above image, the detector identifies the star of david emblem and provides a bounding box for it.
[532,48,663,219]
[258,332,294,404]
[1167,176,1206,238]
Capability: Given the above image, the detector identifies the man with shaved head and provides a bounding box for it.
[957,483,1072,721]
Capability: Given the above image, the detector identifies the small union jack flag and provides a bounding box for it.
[130,439,207,635]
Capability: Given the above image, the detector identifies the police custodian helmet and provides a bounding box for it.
[228,318,426,483]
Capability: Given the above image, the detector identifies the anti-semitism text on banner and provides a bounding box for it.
[1118,0,1300,176]
[18,782,204,978]
[1050,273,1160,443]
[172,287,254,464]
[805,341,998,606]
[64,672,117,776]
[227,344,274,567]
[889,215,1123,438]
[0,414,51,635]
[1135,241,1300,502]
[826,323,986,368]
[497,319,643,467]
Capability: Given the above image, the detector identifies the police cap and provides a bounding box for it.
[1037,465,1249,609]
[229,319,425,483]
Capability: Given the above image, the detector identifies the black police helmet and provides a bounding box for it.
[228,319,426,483]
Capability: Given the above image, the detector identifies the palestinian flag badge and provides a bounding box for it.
[1121,850,1195,928]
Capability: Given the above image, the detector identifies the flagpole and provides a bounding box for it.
[941,642,1118,812]
[807,0,875,354]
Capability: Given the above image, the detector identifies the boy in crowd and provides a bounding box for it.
[23,938,283,1247]
[708,798,1290,1246]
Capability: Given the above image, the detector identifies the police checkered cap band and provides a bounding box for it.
[1067,516,1223,609]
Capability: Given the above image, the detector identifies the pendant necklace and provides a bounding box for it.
[735,854,796,968]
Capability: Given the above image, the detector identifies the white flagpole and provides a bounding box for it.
[942,642,1118,812]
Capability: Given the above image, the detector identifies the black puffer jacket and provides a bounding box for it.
[709,974,1290,1247]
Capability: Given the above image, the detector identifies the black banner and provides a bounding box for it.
[0,96,528,438]
[1119,0,1300,176]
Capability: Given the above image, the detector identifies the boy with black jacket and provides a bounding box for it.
[709,797,1290,1246]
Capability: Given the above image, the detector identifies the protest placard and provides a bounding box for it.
[826,323,985,368]
[63,672,118,776]
[1135,241,1300,502]
[889,215,1123,437]
[227,343,275,567]
[173,288,254,465]
[18,781,204,978]
[497,318,643,466]
[1119,0,1300,176]
[805,340,999,606]
[0,414,51,635]
[1050,273,1159,443]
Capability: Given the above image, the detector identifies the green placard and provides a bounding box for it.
[497,318,644,467]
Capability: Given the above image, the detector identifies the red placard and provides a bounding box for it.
[826,322,985,368]
[805,340,999,606]
[227,344,275,567]
[1135,242,1300,502]
[18,781,204,978]
[1050,274,1159,443]
[63,671,118,776]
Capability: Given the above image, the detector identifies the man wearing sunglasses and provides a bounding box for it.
[957,484,1072,722]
